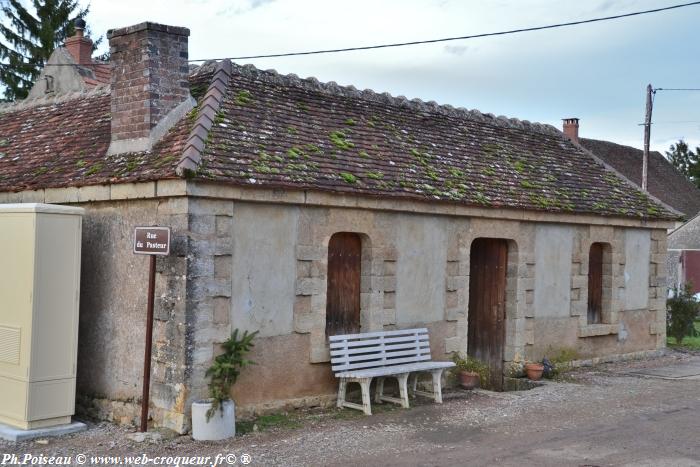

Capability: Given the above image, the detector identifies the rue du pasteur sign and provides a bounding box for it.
[133,226,170,255]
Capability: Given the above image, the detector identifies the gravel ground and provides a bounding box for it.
[2,349,699,466]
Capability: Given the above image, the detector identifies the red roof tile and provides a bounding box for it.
[0,61,677,220]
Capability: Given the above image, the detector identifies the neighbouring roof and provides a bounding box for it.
[0,60,677,220]
[79,61,111,87]
[669,212,700,249]
[580,138,700,219]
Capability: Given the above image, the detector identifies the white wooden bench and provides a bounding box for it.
[330,327,455,415]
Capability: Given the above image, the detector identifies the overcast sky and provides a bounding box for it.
[85,0,700,154]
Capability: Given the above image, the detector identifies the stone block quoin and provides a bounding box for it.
[107,22,190,142]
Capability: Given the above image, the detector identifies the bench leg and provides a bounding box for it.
[408,373,418,398]
[430,369,444,404]
[411,369,446,403]
[337,377,374,415]
[397,373,410,408]
[359,378,372,415]
[337,379,347,409]
[374,377,385,404]
[374,373,410,408]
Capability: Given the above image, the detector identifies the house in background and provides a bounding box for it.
[561,118,700,293]
[0,22,675,433]
[667,216,700,293]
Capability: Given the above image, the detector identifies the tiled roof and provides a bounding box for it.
[580,138,700,218]
[0,89,187,192]
[192,63,676,220]
[0,60,677,220]
[81,61,111,87]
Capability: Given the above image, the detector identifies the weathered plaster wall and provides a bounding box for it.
[395,215,447,325]
[27,48,88,99]
[534,225,573,318]
[624,229,650,310]
[230,204,298,337]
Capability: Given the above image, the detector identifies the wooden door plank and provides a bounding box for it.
[467,238,507,391]
[326,233,361,335]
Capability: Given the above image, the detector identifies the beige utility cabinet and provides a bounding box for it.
[0,203,84,429]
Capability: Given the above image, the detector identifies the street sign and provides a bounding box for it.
[132,225,171,432]
[133,226,171,256]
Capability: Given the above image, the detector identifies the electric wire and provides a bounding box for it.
[38,0,700,66]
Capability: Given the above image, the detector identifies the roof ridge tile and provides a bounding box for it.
[176,60,233,175]
[225,61,561,137]
[0,86,109,115]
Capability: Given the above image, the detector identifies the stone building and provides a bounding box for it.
[0,22,676,433]
[560,118,700,292]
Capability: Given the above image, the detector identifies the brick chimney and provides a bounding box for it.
[107,22,194,155]
[562,118,579,143]
[64,18,93,65]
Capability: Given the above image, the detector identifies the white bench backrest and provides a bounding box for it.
[329,328,432,374]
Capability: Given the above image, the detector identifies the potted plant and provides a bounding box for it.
[452,352,490,390]
[524,361,544,381]
[191,329,257,441]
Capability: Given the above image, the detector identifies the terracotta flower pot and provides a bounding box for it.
[525,363,544,381]
[458,370,480,389]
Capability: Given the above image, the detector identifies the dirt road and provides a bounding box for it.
[2,351,699,466]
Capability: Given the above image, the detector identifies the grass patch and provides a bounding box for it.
[667,321,700,350]
[236,412,303,435]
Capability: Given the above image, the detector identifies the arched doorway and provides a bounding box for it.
[325,232,362,336]
[468,238,508,390]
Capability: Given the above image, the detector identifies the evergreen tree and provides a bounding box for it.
[0,1,92,101]
[666,139,700,188]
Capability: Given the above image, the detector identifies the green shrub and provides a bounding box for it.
[667,283,699,345]
[206,329,258,420]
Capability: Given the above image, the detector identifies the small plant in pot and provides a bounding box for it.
[191,329,257,441]
[452,352,490,390]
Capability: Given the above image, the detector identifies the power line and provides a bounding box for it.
[35,0,700,67]
[188,1,700,62]
[656,88,700,91]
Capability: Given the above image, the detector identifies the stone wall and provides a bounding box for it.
[185,200,668,415]
[69,193,669,431]
[76,197,191,432]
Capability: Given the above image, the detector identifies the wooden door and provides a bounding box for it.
[468,238,508,390]
[325,233,361,336]
[587,243,603,324]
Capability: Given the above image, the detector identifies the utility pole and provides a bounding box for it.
[642,84,654,191]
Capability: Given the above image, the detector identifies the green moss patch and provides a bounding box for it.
[329,131,355,150]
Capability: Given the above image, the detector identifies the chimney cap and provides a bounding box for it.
[562,117,579,123]
[74,18,86,29]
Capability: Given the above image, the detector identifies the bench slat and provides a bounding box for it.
[330,341,429,357]
[332,354,432,372]
[328,327,428,341]
[329,334,428,349]
[332,347,430,364]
